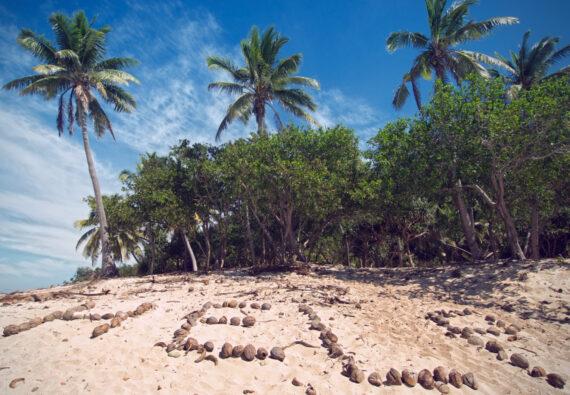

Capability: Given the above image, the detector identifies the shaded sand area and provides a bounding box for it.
[1,259,569,394]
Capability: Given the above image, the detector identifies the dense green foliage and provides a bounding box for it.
[76,76,568,275]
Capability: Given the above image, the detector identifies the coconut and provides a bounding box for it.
[3,324,20,337]
[102,313,114,320]
[154,342,167,348]
[386,368,402,385]
[116,311,129,321]
[328,344,343,358]
[250,302,260,309]
[261,303,271,310]
[239,301,247,308]
[433,366,448,383]
[232,345,244,358]
[242,344,256,361]
[448,369,462,388]
[91,323,110,338]
[173,328,188,338]
[270,347,285,361]
[51,311,64,320]
[228,300,238,308]
[185,337,199,351]
[83,300,96,309]
[220,342,233,358]
[206,316,218,325]
[310,320,326,331]
[368,372,382,386]
[242,316,256,327]
[350,367,365,383]
[203,302,212,310]
[218,316,228,324]
[462,372,478,389]
[402,369,417,387]
[166,342,177,352]
[204,341,214,352]
[230,317,241,326]
[292,377,303,386]
[110,316,122,328]
[89,313,101,321]
[418,369,434,389]
[256,347,268,360]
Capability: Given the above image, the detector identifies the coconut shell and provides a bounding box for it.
[418,369,434,389]
[328,344,343,358]
[261,303,271,310]
[402,369,417,387]
[350,367,365,383]
[220,342,233,358]
[546,373,565,389]
[204,341,214,352]
[228,300,238,308]
[256,347,268,360]
[91,323,110,338]
[203,302,212,309]
[185,337,199,351]
[242,344,256,361]
[218,316,228,324]
[462,372,478,389]
[270,347,285,361]
[232,345,244,358]
[433,366,448,383]
[3,324,20,337]
[386,368,402,385]
[250,302,260,309]
[449,369,462,388]
[110,317,122,328]
[206,316,218,325]
[368,372,382,386]
[83,300,96,309]
[230,316,241,326]
[102,313,114,320]
[242,316,256,327]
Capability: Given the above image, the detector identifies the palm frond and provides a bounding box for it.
[94,57,139,71]
[49,13,76,50]
[17,29,57,63]
[32,64,66,74]
[89,98,114,139]
[90,69,139,85]
[386,31,429,52]
[392,79,410,110]
[274,88,317,111]
[207,81,246,95]
[216,93,254,140]
[101,84,136,113]
[2,75,44,91]
[281,76,320,89]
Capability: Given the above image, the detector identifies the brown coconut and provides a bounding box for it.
[220,342,233,358]
[242,344,256,361]
[91,323,110,338]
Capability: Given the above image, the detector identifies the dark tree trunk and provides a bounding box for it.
[530,199,540,260]
[491,172,525,260]
[245,204,255,265]
[452,179,483,260]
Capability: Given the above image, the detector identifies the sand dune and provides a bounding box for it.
[1,259,568,394]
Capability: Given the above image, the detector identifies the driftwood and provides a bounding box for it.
[283,340,319,350]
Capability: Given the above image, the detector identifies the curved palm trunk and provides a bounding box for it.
[81,125,117,277]
[181,229,198,272]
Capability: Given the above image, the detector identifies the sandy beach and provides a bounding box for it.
[1,259,568,394]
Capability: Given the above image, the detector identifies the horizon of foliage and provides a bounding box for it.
[73,75,569,279]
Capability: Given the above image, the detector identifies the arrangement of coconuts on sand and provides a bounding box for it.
[0,260,569,394]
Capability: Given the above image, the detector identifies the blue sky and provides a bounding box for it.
[0,0,569,292]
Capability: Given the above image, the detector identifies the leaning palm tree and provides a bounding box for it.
[3,11,138,277]
[386,0,518,110]
[486,31,569,97]
[75,195,144,264]
[207,26,320,140]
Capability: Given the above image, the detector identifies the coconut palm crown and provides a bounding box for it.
[487,31,569,96]
[386,0,518,110]
[207,26,320,140]
[3,11,138,277]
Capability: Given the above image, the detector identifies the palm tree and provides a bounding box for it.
[207,26,320,140]
[75,195,144,264]
[386,0,518,110]
[3,11,138,277]
[487,31,569,97]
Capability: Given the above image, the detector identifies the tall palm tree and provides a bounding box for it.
[3,11,138,277]
[487,31,569,97]
[386,0,518,110]
[75,195,144,264]
[207,26,320,140]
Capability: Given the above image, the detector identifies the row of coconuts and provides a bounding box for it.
[427,309,565,389]
[158,300,285,363]
[91,302,155,338]
[3,300,97,337]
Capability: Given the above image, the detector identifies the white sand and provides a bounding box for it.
[1,259,569,394]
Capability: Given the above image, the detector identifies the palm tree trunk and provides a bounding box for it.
[80,124,117,277]
[255,101,267,137]
[181,229,198,271]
